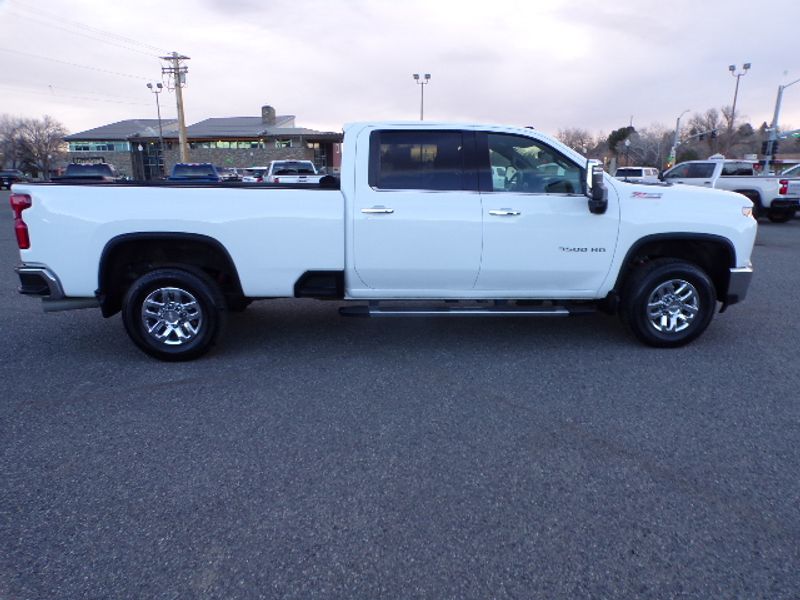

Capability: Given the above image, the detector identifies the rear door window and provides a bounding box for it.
[369,130,473,191]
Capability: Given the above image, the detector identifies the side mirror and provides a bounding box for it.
[586,161,608,214]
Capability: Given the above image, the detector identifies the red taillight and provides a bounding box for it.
[9,193,32,249]
[256,176,263,183]
[779,179,788,195]
[274,177,280,183]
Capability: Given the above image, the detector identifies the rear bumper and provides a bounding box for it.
[769,198,800,209]
[16,263,65,298]
[725,265,753,306]
[15,263,99,312]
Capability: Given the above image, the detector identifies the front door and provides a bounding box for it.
[352,129,482,294]
[475,132,618,297]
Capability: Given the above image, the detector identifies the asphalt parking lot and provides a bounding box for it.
[1,190,799,599]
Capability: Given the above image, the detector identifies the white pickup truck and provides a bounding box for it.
[662,156,800,222]
[265,160,323,184]
[10,121,757,360]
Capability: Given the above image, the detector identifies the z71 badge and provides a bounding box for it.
[631,191,663,199]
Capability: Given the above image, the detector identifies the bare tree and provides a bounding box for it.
[0,115,26,169]
[555,127,595,153]
[17,116,68,179]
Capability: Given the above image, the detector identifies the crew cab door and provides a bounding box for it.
[352,129,482,293]
[474,132,618,296]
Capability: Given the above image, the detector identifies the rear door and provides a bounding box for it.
[352,129,482,293]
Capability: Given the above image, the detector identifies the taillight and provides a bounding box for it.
[9,193,32,249]
[779,179,788,195]
[274,177,280,183]
[256,176,263,183]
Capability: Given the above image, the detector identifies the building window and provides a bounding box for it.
[275,139,292,149]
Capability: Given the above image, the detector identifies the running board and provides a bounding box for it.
[339,303,593,318]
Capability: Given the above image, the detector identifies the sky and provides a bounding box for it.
[1,0,800,140]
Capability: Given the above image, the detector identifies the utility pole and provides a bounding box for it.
[161,52,190,162]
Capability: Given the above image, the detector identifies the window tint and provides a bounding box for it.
[370,130,465,191]
[686,163,715,178]
[486,133,582,194]
[721,162,754,176]
[616,168,643,177]
[665,164,689,178]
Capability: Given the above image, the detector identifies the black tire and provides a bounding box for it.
[226,297,253,312]
[767,208,795,223]
[739,192,762,218]
[122,268,227,361]
[621,259,716,348]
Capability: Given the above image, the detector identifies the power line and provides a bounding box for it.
[7,6,162,58]
[0,84,151,106]
[10,0,169,54]
[0,47,152,81]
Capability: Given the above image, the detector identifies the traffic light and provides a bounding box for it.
[710,129,718,139]
[761,141,769,155]
[773,141,779,155]
[698,133,705,141]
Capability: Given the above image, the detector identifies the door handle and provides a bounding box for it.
[489,209,521,216]
[361,207,394,214]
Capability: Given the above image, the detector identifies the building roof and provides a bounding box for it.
[65,119,179,141]
[185,115,296,138]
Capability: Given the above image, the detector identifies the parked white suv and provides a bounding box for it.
[614,166,660,183]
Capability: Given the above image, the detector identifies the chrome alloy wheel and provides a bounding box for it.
[646,279,700,334]
[141,287,203,346]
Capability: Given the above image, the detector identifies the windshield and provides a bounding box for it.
[65,164,114,176]
[272,161,316,175]
[173,164,216,177]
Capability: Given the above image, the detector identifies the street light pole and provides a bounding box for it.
[727,63,751,141]
[412,73,431,121]
[765,76,800,170]
[669,108,690,168]
[146,82,166,176]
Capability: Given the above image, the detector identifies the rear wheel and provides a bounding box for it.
[621,259,716,348]
[122,268,227,361]
[767,207,795,223]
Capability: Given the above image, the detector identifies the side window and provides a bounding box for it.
[686,163,715,178]
[369,130,465,191]
[485,133,582,194]
[665,164,690,178]
[721,162,754,176]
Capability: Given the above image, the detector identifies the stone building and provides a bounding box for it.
[64,105,342,180]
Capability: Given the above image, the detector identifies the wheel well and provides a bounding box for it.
[97,233,244,317]
[613,236,734,306]
[732,189,761,205]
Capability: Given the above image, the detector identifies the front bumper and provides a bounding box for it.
[725,265,753,307]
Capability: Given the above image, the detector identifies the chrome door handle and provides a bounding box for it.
[361,207,394,214]
[489,209,521,216]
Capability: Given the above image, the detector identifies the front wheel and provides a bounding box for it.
[122,268,227,361]
[621,259,716,348]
